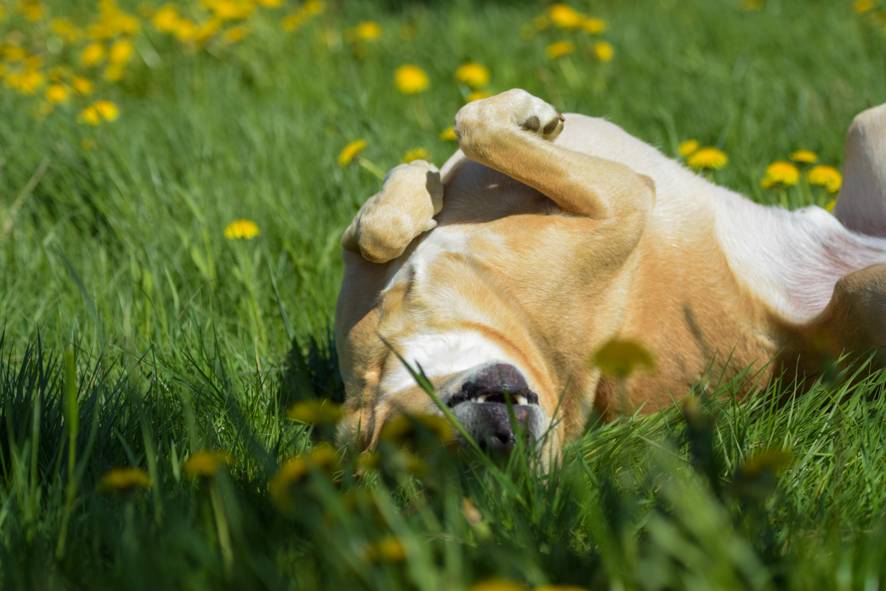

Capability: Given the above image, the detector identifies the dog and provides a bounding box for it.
[335,89,886,459]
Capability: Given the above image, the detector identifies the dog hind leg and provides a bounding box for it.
[342,160,444,264]
[834,104,886,238]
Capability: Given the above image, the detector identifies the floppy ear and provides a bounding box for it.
[799,264,886,369]
[834,104,886,238]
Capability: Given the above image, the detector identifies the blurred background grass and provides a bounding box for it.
[1,0,885,589]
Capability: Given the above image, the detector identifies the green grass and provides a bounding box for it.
[1,0,886,588]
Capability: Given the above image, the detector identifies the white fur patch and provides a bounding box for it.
[716,192,886,323]
[379,330,523,398]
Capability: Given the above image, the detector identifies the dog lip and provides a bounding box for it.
[446,387,539,407]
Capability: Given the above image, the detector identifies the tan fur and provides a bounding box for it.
[335,90,886,455]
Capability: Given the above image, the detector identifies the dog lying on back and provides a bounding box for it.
[335,89,886,458]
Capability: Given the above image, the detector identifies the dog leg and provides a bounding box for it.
[454,89,654,220]
[835,104,886,237]
[342,160,444,263]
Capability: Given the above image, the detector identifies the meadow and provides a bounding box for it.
[1,0,886,588]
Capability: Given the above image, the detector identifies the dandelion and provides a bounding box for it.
[287,399,344,424]
[222,26,249,43]
[760,160,800,188]
[349,20,381,42]
[467,90,491,102]
[854,0,875,13]
[184,450,233,478]
[545,40,575,59]
[224,218,260,240]
[592,338,655,379]
[439,126,458,142]
[72,76,94,95]
[394,64,430,94]
[20,0,44,22]
[470,580,526,591]
[678,139,700,157]
[269,444,340,511]
[687,147,728,170]
[78,100,119,125]
[824,198,837,212]
[98,467,151,492]
[789,149,818,164]
[152,4,180,32]
[257,0,283,6]
[365,536,407,562]
[80,42,106,67]
[45,83,69,104]
[582,17,607,34]
[338,139,367,166]
[593,40,615,62]
[402,147,429,163]
[5,70,45,94]
[109,38,134,65]
[50,18,81,43]
[455,62,490,89]
[807,165,842,194]
[548,3,584,28]
[379,413,455,447]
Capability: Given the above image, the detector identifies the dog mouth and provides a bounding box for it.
[442,363,546,453]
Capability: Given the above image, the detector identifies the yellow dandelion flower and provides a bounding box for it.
[3,45,27,62]
[152,4,180,32]
[593,40,615,62]
[824,198,837,212]
[350,20,381,42]
[548,3,584,28]
[592,338,655,379]
[20,0,44,22]
[455,62,490,89]
[678,139,700,157]
[582,17,607,34]
[195,19,223,43]
[45,84,69,104]
[98,467,151,492]
[402,147,429,163]
[50,18,82,43]
[760,160,800,188]
[854,0,875,14]
[470,580,527,591]
[80,42,106,67]
[6,70,45,94]
[222,26,249,43]
[807,165,842,194]
[287,400,344,424]
[207,0,255,21]
[545,40,575,60]
[184,450,233,478]
[269,444,340,511]
[379,413,455,447]
[740,0,765,11]
[687,147,728,170]
[224,218,260,240]
[439,126,458,142]
[365,536,407,562]
[789,149,818,164]
[467,90,491,102]
[395,64,430,94]
[257,0,283,7]
[338,139,367,166]
[109,38,134,65]
[72,76,94,95]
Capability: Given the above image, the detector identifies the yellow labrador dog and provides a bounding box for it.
[335,89,886,457]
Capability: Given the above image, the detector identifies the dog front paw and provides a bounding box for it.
[455,89,564,160]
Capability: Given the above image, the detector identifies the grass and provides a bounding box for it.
[1,0,886,588]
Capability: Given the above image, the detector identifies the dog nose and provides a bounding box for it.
[447,363,541,454]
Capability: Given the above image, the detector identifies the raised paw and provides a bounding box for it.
[342,160,443,264]
[454,89,565,161]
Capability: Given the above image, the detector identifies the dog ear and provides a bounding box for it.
[834,104,886,238]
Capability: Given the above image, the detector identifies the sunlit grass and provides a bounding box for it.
[1,0,886,588]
